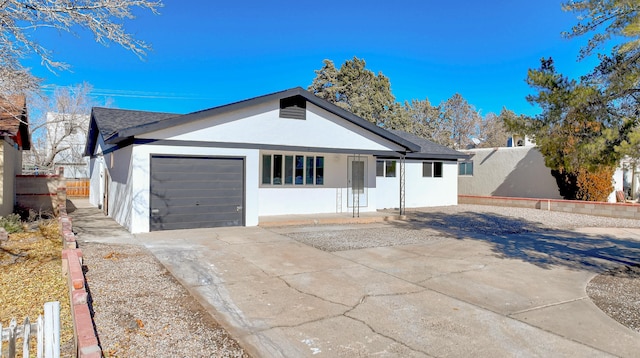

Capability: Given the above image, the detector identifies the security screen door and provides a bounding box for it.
[347,156,367,207]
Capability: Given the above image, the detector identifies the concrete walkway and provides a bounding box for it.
[70,199,640,357]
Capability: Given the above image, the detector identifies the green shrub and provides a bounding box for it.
[0,213,24,233]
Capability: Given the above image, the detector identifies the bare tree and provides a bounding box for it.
[24,83,94,175]
[0,0,163,95]
[476,109,511,148]
[441,93,481,149]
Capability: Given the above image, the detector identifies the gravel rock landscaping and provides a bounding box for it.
[80,241,248,358]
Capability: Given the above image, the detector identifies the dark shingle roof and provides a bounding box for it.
[389,130,468,160]
[84,107,179,156]
[91,107,178,142]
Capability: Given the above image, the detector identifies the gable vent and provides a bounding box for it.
[279,96,306,120]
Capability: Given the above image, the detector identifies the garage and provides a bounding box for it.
[150,155,245,231]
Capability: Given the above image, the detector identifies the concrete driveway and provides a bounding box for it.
[134,223,640,357]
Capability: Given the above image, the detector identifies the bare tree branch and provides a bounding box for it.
[0,0,163,95]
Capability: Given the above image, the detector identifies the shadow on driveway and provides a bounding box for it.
[389,210,640,272]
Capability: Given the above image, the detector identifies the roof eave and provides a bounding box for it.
[405,152,471,160]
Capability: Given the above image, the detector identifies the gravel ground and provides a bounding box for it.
[80,241,249,358]
[286,204,640,334]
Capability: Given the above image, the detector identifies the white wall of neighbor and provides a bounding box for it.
[376,160,458,209]
[139,101,406,153]
[610,167,624,203]
[458,147,562,199]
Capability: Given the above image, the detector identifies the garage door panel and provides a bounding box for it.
[152,165,243,176]
[150,156,244,231]
[152,196,243,208]
[151,180,242,191]
[153,211,242,224]
[152,171,242,182]
[153,203,241,216]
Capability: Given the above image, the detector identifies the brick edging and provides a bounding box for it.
[59,203,102,358]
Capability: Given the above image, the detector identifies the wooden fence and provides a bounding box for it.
[1,301,60,358]
[65,180,89,198]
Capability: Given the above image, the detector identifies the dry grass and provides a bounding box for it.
[0,220,73,354]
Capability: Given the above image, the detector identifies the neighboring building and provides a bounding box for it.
[459,135,623,202]
[0,95,31,215]
[84,87,466,233]
[45,112,90,178]
[458,146,562,199]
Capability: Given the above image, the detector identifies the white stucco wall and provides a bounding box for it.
[88,156,102,207]
[376,160,458,209]
[107,145,134,229]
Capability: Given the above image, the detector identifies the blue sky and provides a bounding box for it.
[25,1,605,117]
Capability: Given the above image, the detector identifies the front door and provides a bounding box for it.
[347,156,367,207]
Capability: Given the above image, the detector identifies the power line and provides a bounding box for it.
[39,85,222,101]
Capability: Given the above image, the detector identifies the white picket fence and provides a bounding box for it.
[0,302,60,358]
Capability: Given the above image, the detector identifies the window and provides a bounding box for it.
[273,155,283,184]
[434,161,442,177]
[376,160,396,177]
[262,153,324,186]
[385,160,396,177]
[284,155,294,184]
[295,155,304,184]
[459,161,473,176]
[306,156,314,184]
[376,160,384,177]
[316,157,324,185]
[262,155,271,184]
[423,161,443,178]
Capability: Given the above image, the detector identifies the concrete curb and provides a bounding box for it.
[258,214,406,227]
[59,202,102,358]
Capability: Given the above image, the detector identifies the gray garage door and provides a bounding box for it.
[150,155,244,231]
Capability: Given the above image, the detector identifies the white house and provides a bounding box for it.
[84,88,467,233]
